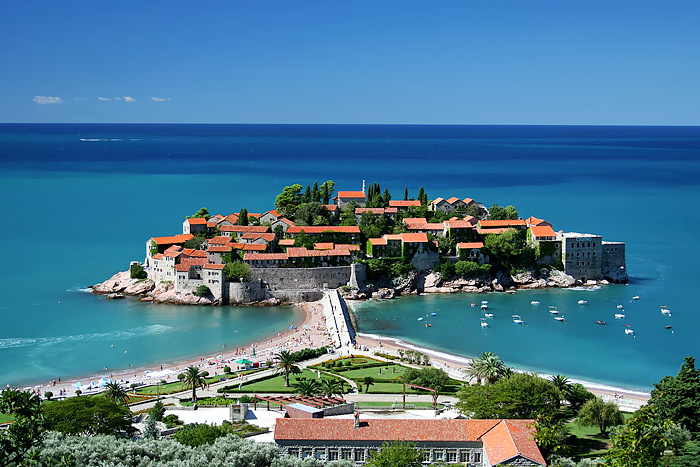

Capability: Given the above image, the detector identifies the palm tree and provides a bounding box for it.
[103,381,129,405]
[182,366,206,403]
[319,378,343,398]
[468,352,506,385]
[550,374,571,407]
[275,350,300,387]
[292,379,320,397]
[362,376,375,394]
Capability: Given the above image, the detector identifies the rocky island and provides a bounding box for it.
[93,181,627,305]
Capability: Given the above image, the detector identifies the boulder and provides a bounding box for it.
[511,269,536,285]
[415,272,442,291]
[92,271,132,294]
[547,269,576,288]
[106,293,124,299]
[372,288,396,299]
[124,279,155,295]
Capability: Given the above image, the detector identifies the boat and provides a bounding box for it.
[633,295,640,300]
[625,328,635,335]
[595,320,606,325]
[431,312,437,316]
[578,300,588,305]
[666,325,672,329]
[484,313,494,318]
[617,305,624,309]
[661,306,671,316]
[554,316,565,321]
[531,300,540,305]
[614,313,626,319]
[481,304,488,310]
[425,323,432,327]
[417,317,424,321]
[548,306,559,315]
[480,318,488,328]
[482,301,488,305]
[512,314,524,324]
[471,302,476,307]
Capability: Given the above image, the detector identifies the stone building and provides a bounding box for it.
[558,232,626,283]
[274,417,546,466]
[334,191,367,209]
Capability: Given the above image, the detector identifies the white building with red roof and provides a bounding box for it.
[274,417,546,466]
[334,190,366,209]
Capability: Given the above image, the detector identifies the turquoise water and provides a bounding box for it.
[1,124,699,390]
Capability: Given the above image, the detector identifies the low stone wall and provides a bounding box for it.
[225,281,269,304]
[323,402,355,417]
[250,267,352,291]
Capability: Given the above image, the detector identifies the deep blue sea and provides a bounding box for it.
[1,123,699,391]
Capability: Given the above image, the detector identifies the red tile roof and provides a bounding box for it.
[206,222,218,228]
[389,200,421,207]
[446,196,462,204]
[444,220,476,229]
[203,263,226,270]
[402,218,427,225]
[480,419,546,466]
[220,225,270,233]
[336,244,360,251]
[463,215,478,225]
[243,253,288,261]
[241,232,276,241]
[463,197,475,205]
[165,245,182,252]
[287,226,360,234]
[208,236,232,245]
[151,234,194,245]
[179,257,208,266]
[336,191,366,199]
[286,247,353,258]
[430,197,445,205]
[275,218,296,226]
[278,239,296,246]
[369,238,387,246]
[207,245,232,253]
[458,242,484,249]
[248,213,261,219]
[152,253,164,260]
[164,250,182,258]
[400,232,429,243]
[384,234,402,241]
[530,225,557,238]
[175,263,191,272]
[479,219,527,227]
[324,204,338,212]
[186,217,208,225]
[314,243,334,250]
[242,243,267,251]
[263,209,280,218]
[355,207,386,215]
[406,222,444,231]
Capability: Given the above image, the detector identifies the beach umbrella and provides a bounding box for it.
[72,382,82,388]
[253,347,256,357]
[236,359,253,364]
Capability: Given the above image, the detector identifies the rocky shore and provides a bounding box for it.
[340,267,608,300]
[91,271,282,306]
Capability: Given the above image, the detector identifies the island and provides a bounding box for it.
[93,180,627,305]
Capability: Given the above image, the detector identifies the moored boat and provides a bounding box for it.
[484,313,494,318]
[531,300,540,305]
[615,313,626,319]
[480,318,488,328]
[578,300,588,305]
[625,328,634,335]
[554,316,565,321]
[633,295,640,300]
[512,314,524,324]
[595,320,606,325]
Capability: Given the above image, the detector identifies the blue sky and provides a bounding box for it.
[2,1,699,124]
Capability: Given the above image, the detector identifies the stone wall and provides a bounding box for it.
[348,263,367,289]
[410,251,440,272]
[602,241,628,283]
[225,281,269,304]
[250,267,352,291]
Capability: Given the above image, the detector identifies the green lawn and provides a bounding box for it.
[564,413,634,457]
[220,370,346,394]
[355,401,445,409]
[0,412,15,424]
[338,365,408,381]
[135,372,248,396]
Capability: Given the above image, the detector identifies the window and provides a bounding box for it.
[314,450,325,460]
[447,451,457,462]
[341,449,352,460]
[423,451,431,462]
[434,450,444,461]
[288,449,299,458]
[460,451,469,462]
[301,449,312,459]
[328,450,339,461]
[473,452,482,462]
[354,449,366,462]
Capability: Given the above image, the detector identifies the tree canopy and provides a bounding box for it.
[274,184,303,218]
[0,389,46,466]
[223,261,252,282]
[489,204,519,220]
[577,397,624,437]
[650,355,700,434]
[42,396,136,437]
[365,441,424,467]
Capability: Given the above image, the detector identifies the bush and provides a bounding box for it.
[455,260,491,278]
[239,395,255,403]
[130,263,147,280]
[44,391,53,400]
[224,366,231,374]
[162,414,183,429]
[193,285,211,297]
[150,400,165,422]
[224,261,253,282]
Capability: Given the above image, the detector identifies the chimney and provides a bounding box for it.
[362,180,366,194]
[353,411,360,428]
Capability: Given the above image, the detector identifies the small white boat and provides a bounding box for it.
[615,313,626,319]
[481,304,488,310]
[549,308,559,315]
[482,301,488,305]
[512,314,524,324]
[632,295,640,300]
[417,317,424,321]
[625,328,635,335]
[578,300,588,305]
[531,300,540,306]
[661,309,671,316]
[431,312,437,316]
[480,318,489,328]
[617,305,624,309]
[484,313,494,318]
[554,316,565,321]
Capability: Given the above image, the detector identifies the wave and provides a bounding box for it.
[66,286,93,293]
[357,332,650,396]
[79,138,122,142]
[0,324,171,350]
[568,285,602,292]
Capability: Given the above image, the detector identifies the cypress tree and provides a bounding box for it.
[383,188,391,207]
[404,186,408,201]
[311,181,320,203]
[303,185,311,204]
[418,187,426,206]
[237,208,249,225]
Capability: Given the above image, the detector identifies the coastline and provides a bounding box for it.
[18,300,330,398]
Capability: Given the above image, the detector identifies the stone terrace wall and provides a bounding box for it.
[250,267,352,291]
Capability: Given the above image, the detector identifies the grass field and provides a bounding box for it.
[564,413,634,457]
[338,365,408,381]
[0,413,15,424]
[221,370,346,393]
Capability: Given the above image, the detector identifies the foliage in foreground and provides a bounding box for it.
[27,431,353,467]
[41,396,136,437]
[365,441,424,467]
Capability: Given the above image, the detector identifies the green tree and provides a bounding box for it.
[650,356,700,434]
[435,235,455,255]
[455,260,490,278]
[191,207,210,219]
[311,181,320,203]
[275,350,301,387]
[365,440,424,467]
[606,404,674,467]
[103,381,129,406]
[184,232,206,250]
[295,202,330,226]
[302,185,312,203]
[319,379,343,398]
[489,204,518,220]
[182,366,206,403]
[320,180,335,204]
[143,415,159,440]
[275,184,303,218]
[577,397,624,437]
[401,367,451,394]
[457,372,560,420]
[130,263,147,279]
[404,186,408,201]
[417,187,427,206]
[173,423,227,447]
[292,230,315,250]
[237,208,249,225]
[150,400,165,422]
[0,389,46,466]
[550,374,571,407]
[42,396,136,437]
[292,379,320,397]
[362,376,375,394]
[193,285,211,297]
[566,383,595,413]
[223,261,252,282]
[467,352,506,385]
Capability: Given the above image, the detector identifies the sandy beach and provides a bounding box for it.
[22,300,332,399]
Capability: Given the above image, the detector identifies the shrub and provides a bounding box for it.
[130,263,147,280]
[223,366,231,374]
[44,391,53,401]
[150,400,165,421]
[193,285,211,297]
[239,395,255,403]
[162,414,183,429]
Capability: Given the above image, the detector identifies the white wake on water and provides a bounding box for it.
[0,324,171,350]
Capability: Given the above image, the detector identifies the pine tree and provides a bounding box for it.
[237,208,249,226]
[404,186,408,201]
[311,181,320,203]
[303,185,311,203]
[418,187,426,206]
[383,188,391,206]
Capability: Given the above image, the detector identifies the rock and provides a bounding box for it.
[599,279,610,285]
[259,298,281,306]
[124,279,155,295]
[493,283,504,292]
[511,269,536,285]
[462,286,480,293]
[415,272,442,291]
[106,293,124,299]
[547,269,576,288]
[586,280,598,286]
[372,288,396,299]
[520,279,547,289]
[92,270,132,294]
[424,286,457,294]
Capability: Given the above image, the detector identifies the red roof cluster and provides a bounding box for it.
[479,219,526,227]
[336,191,366,199]
[151,234,194,245]
[220,225,270,233]
[287,226,360,235]
[389,200,421,207]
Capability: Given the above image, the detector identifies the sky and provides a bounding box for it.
[1,1,699,125]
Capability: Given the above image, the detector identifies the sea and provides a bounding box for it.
[1,123,699,392]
